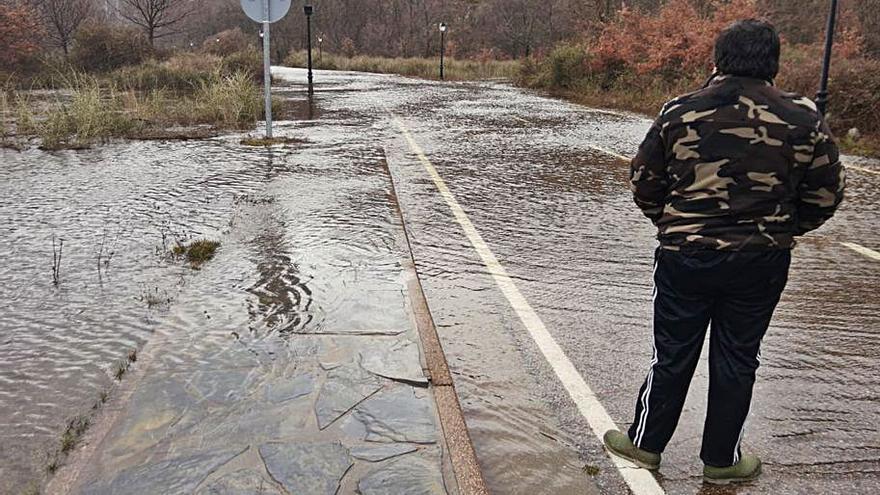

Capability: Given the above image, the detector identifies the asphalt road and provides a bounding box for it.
[274,67,880,495]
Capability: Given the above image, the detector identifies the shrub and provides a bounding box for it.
[591,0,757,83]
[220,48,263,81]
[0,3,44,70]
[191,72,262,128]
[71,23,151,72]
[778,46,880,134]
[108,50,260,91]
[522,43,589,89]
[21,73,137,149]
[110,54,221,90]
[203,28,254,56]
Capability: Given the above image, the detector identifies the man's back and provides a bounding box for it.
[608,19,846,485]
[630,75,846,251]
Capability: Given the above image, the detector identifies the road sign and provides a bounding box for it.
[241,0,293,138]
[241,0,291,24]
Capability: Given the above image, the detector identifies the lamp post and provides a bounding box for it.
[317,35,324,63]
[304,5,314,96]
[439,22,447,80]
[816,0,839,116]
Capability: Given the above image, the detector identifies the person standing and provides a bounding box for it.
[603,19,845,485]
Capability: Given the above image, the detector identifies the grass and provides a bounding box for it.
[59,416,90,454]
[582,464,601,476]
[2,49,270,150]
[6,71,266,149]
[113,361,128,380]
[173,239,221,268]
[284,50,520,81]
[36,347,139,487]
[45,414,91,474]
[140,286,172,308]
[189,72,262,128]
[240,136,308,147]
[113,346,140,380]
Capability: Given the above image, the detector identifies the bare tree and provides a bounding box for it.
[115,0,199,46]
[31,0,94,55]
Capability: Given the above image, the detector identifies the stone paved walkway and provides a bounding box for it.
[53,95,467,494]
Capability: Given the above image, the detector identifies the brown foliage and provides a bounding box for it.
[524,0,880,147]
[591,0,758,80]
[70,23,152,72]
[202,28,254,57]
[0,2,44,69]
[779,49,880,135]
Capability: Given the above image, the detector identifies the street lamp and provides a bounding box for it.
[304,5,314,96]
[439,22,448,80]
[816,0,839,116]
[317,35,324,63]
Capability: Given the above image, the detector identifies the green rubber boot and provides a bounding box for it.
[602,430,661,470]
[703,454,762,485]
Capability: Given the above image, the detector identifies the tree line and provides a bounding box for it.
[3,0,880,67]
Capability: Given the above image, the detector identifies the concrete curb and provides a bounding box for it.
[384,158,491,495]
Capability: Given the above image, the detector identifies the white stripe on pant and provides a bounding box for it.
[634,262,660,447]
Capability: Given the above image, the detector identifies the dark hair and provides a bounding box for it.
[713,19,780,81]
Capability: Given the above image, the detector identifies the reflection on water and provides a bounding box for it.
[246,223,314,337]
[0,140,281,492]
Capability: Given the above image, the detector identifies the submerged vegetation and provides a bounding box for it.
[240,136,308,147]
[41,344,139,482]
[283,50,520,81]
[173,239,221,269]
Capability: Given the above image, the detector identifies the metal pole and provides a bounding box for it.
[263,22,273,138]
[816,0,838,116]
[440,31,445,80]
[306,8,314,96]
[262,1,272,138]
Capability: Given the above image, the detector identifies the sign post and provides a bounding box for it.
[305,5,314,96]
[816,0,839,116]
[241,0,292,138]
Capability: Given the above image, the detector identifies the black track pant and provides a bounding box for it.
[627,248,791,467]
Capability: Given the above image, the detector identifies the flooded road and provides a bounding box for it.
[0,141,284,492]
[274,68,879,494]
[1,66,877,494]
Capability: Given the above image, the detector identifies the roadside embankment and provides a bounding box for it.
[283,50,520,81]
[1,35,281,150]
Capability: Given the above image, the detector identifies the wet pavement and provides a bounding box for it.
[2,92,462,493]
[273,68,878,494]
[48,137,456,494]
[1,66,878,494]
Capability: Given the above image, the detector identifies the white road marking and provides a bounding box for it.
[528,141,880,266]
[392,117,665,495]
[513,114,632,162]
[846,164,880,176]
[841,242,880,261]
[589,145,630,162]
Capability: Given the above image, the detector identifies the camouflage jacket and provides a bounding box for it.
[630,75,845,251]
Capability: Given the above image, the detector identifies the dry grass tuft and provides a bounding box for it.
[284,51,520,81]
